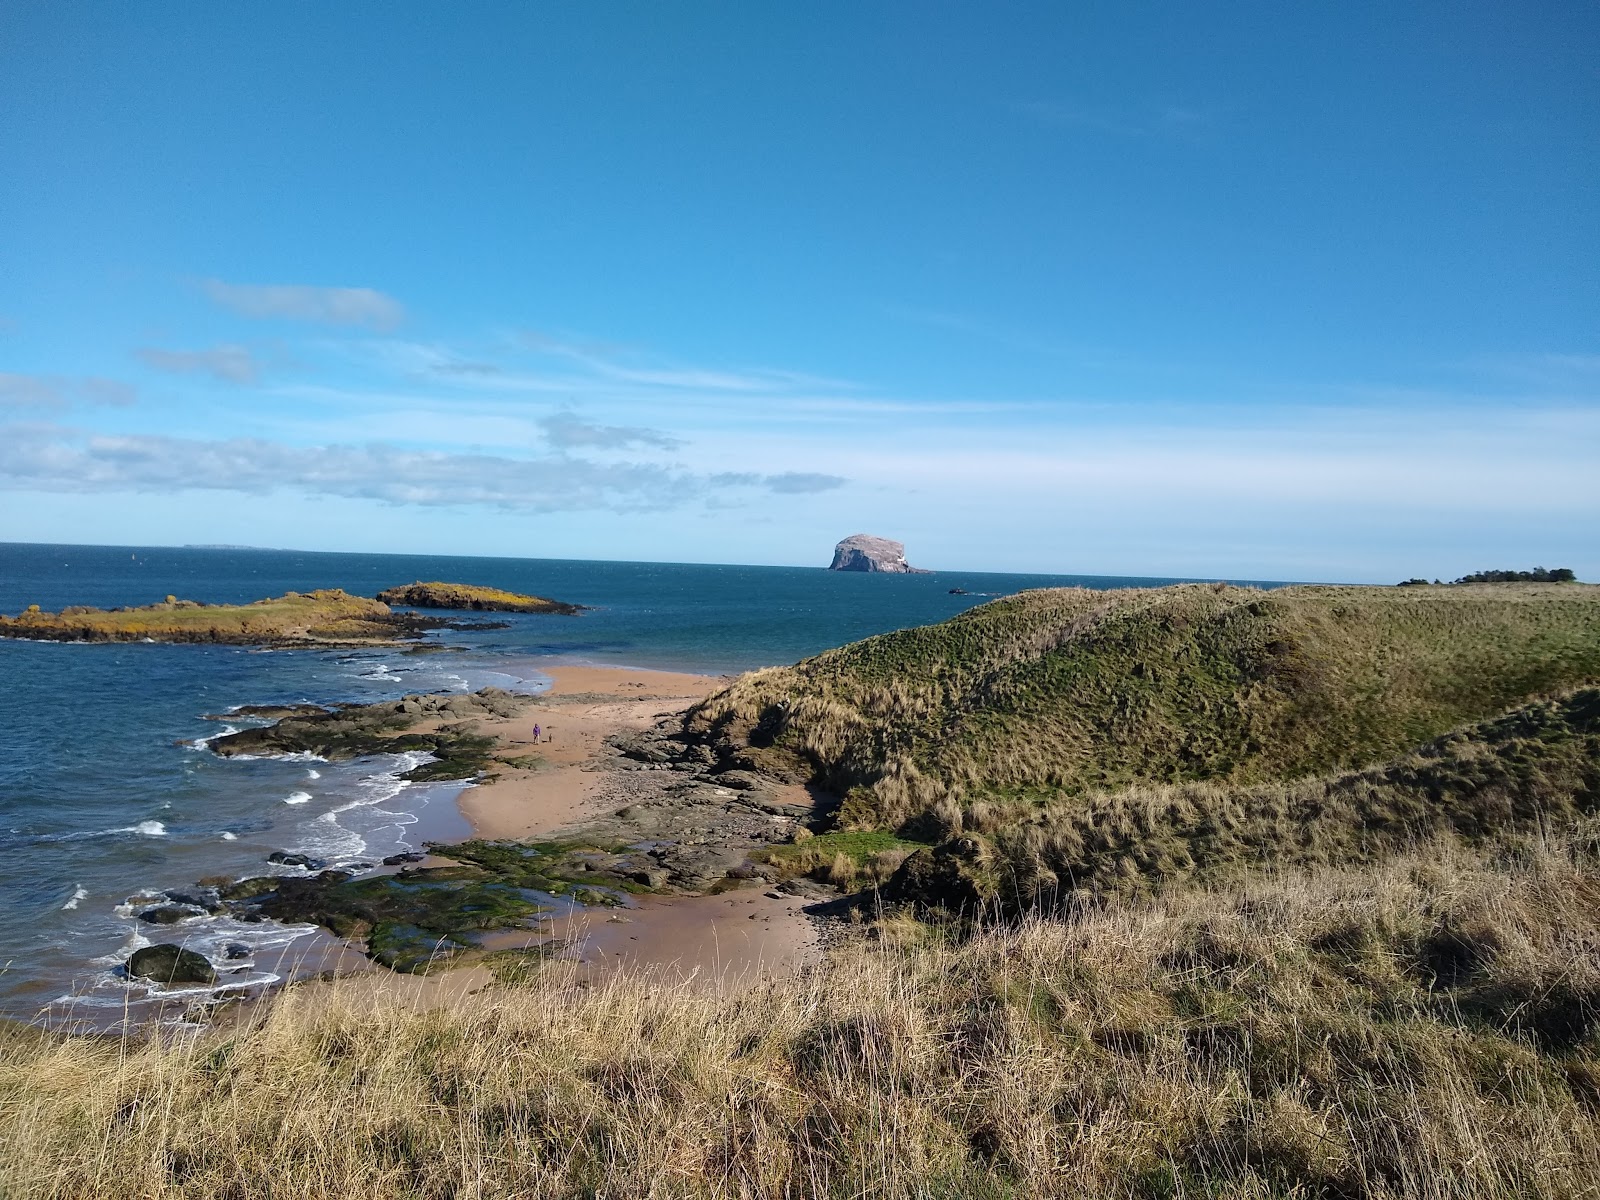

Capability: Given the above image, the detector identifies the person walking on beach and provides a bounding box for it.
[532,723,541,742]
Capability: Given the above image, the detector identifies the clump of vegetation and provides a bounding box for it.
[0,589,445,645]
[754,830,931,888]
[375,580,586,614]
[1454,567,1578,584]
[688,582,1600,832]
[4,834,1598,1197]
[886,686,1600,912]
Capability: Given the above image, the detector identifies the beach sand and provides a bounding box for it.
[378,663,826,999]
[458,664,726,839]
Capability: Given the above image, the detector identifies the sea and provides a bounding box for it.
[0,541,1292,1026]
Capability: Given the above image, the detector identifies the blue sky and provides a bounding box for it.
[1,2,1595,581]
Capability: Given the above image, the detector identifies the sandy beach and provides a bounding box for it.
[458,663,726,839]
[384,663,826,997]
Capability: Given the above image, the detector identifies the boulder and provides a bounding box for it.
[163,887,222,912]
[220,876,280,901]
[884,835,1000,912]
[138,905,204,925]
[128,944,216,986]
[827,534,929,574]
[267,851,326,869]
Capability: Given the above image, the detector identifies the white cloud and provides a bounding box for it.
[201,280,404,330]
[0,425,848,512]
[135,344,260,384]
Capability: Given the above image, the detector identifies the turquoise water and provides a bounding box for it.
[0,542,1293,1023]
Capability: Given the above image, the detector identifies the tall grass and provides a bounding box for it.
[4,837,1598,1198]
[689,583,1600,830]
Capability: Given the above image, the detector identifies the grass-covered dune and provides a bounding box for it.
[0,589,433,645]
[3,835,1597,1198]
[888,684,1600,911]
[689,582,1600,833]
[376,580,585,614]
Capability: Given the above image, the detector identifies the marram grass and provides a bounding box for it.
[689,582,1600,830]
[3,837,1598,1199]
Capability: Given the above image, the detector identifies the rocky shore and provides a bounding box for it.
[132,669,860,996]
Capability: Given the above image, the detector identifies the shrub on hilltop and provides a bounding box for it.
[1454,567,1578,584]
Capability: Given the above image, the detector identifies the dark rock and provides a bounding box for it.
[656,846,749,890]
[382,851,427,866]
[202,703,331,721]
[163,887,222,912]
[712,770,765,791]
[139,905,205,925]
[884,835,1000,912]
[220,876,280,902]
[223,942,252,960]
[267,851,326,869]
[631,868,670,889]
[128,944,216,986]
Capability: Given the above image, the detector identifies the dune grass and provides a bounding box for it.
[3,834,1598,1198]
[885,684,1600,912]
[689,583,1600,832]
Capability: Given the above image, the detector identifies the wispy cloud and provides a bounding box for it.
[135,344,260,384]
[712,471,847,495]
[0,424,849,512]
[0,373,135,409]
[518,330,857,394]
[201,280,405,330]
[538,411,682,451]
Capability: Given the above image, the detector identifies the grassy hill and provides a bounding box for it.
[689,582,1600,833]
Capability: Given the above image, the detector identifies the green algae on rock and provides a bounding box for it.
[207,688,528,781]
[375,581,586,615]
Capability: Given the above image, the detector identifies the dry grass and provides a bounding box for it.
[4,840,1598,1199]
[688,583,1600,831]
[0,590,401,644]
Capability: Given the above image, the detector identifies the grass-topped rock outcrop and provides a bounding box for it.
[688,581,1600,832]
[209,687,529,781]
[0,589,451,646]
[376,581,585,615]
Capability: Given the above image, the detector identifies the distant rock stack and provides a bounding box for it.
[827,534,930,574]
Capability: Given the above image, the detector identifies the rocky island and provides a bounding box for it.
[0,589,454,647]
[826,533,930,573]
[376,580,585,614]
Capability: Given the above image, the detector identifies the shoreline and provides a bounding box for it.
[424,662,827,993]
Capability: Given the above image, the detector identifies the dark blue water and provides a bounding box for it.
[0,542,1292,1023]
